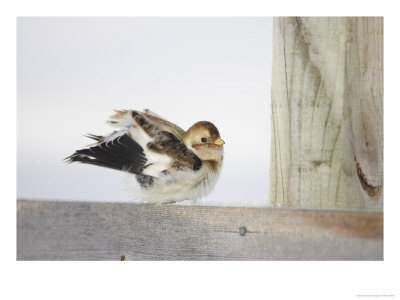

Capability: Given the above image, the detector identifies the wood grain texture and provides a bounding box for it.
[270,17,383,210]
[17,200,383,260]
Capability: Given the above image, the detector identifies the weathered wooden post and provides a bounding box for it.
[270,17,383,210]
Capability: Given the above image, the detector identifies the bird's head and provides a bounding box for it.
[183,121,224,161]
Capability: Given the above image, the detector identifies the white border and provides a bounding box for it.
[3,1,399,300]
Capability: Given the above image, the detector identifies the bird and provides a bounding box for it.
[65,109,225,204]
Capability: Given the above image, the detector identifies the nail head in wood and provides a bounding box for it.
[239,226,246,236]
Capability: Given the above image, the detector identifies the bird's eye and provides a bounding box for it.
[201,137,207,143]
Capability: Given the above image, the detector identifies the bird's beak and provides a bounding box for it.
[214,137,225,146]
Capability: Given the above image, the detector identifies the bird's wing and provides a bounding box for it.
[124,110,202,176]
[66,110,201,179]
[107,109,186,140]
[143,111,186,140]
[65,132,147,174]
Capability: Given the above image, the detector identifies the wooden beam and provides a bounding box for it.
[17,200,383,260]
[270,17,383,210]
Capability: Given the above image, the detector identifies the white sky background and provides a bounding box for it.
[17,17,272,207]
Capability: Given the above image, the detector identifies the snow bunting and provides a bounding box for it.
[66,109,225,204]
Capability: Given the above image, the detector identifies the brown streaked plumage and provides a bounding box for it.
[66,109,224,204]
[203,160,220,172]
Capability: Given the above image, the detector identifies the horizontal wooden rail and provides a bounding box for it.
[17,200,383,260]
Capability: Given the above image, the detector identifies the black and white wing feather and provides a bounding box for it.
[66,133,147,174]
